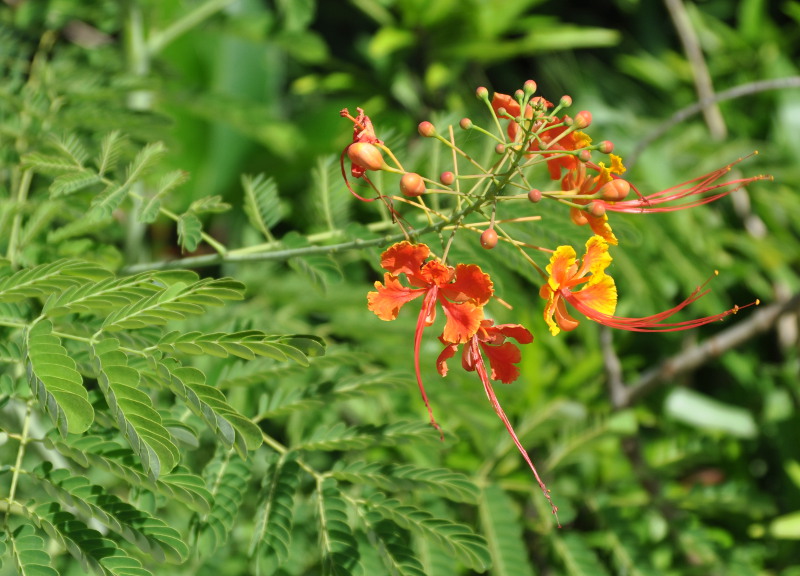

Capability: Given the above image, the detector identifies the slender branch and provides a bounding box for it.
[3,400,32,527]
[629,76,800,166]
[618,293,800,407]
[147,0,239,55]
[663,0,727,140]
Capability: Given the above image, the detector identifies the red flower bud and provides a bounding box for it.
[575,110,592,129]
[560,95,573,107]
[523,79,537,95]
[440,171,455,186]
[418,121,436,137]
[528,189,542,203]
[476,86,489,100]
[495,143,505,155]
[600,179,630,201]
[588,201,606,218]
[459,117,473,130]
[400,172,426,197]
[480,228,498,249]
[598,140,614,154]
[347,142,384,172]
[578,149,592,163]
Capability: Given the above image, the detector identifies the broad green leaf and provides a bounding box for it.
[367,495,491,572]
[664,388,757,438]
[92,339,179,479]
[250,454,301,564]
[101,277,244,331]
[316,478,359,576]
[0,259,112,303]
[25,320,93,436]
[196,450,252,555]
[32,463,188,563]
[479,485,534,576]
[159,361,262,456]
[8,524,58,576]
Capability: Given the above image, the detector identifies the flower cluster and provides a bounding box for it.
[340,81,768,524]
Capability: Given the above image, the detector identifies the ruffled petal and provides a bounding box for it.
[546,245,577,291]
[440,299,484,344]
[580,235,613,277]
[482,341,523,383]
[540,284,562,336]
[570,274,617,317]
[440,264,494,305]
[380,242,430,276]
[492,323,534,345]
[367,274,426,320]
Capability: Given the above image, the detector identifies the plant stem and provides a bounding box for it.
[147,0,239,55]
[3,401,32,527]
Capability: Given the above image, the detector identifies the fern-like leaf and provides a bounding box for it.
[49,170,102,197]
[479,485,535,576]
[21,152,84,176]
[25,320,93,436]
[8,524,58,576]
[177,212,202,252]
[363,519,426,576]
[159,360,262,457]
[297,421,440,452]
[195,449,252,555]
[101,277,244,331]
[0,259,111,302]
[47,436,212,513]
[137,170,190,223]
[366,494,491,572]
[156,329,322,364]
[282,232,342,293]
[96,131,126,176]
[50,133,89,166]
[242,173,283,239]
[31,463,188,563]
[92,339,179,479]
[188,195,231,215]
[307,155,352,232]
[26,502,152,576]
[554,532,611,576]
[249,454,301,564]
[316,478,359,576]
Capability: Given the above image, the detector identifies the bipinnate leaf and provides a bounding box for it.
[330,462,480,504]
[25,320,93,436]
[282,232,342,293]
[47,436,212,513]
[297,421,440,452]
[101,277,244,331]
[249,454,301,564]
[32,462,188,563]
[92,339,179,479]
[242,173,284,239]
[26,502,151,576]
[554,532,610,576]
[49,170,102,197]
[363,519,426,576]
[308,155,351,232]
[96,131,126,176]
[316,478,359,576]
[366,494,491,572]
[0,259,111,303]
[8,524,58,576]
[177,212,202,252]
[196,450,252,555]
[479,485,535,576]
[137,170,190,223]
[159,361,262,457]
[156,330,323,365]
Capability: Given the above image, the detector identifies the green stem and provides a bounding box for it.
[3,401,33,527]
[147,0,239,55]
[5,169,33,267]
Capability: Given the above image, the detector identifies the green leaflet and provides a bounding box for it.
[316,478,359,576]
[250,454,301,565]
[296,421,440,452]
[366,494,491,572]
[159,360,263,456]
[479,485,535,576]
[25,320,94,436]
[32,462,188,564]
[242,173,284,240]
[92,339,179,479]
[0,259,112,303]
[8,524,58,576]
[553,532,610,576]
[101,277,244,331]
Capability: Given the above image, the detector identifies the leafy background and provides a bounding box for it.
[1,0,799,574]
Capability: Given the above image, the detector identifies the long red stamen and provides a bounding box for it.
[415,289,444,440]
[471,339,560,525]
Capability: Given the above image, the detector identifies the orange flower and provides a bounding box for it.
[491,91,552,142]
[540,236,617,336]
[368,242,494,434]
[435,320,559,524]
[561,156,626,245]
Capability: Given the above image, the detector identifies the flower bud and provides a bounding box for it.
[480,228,498,249]
[400,172,426,197]
[578,149,592,163]
[588,201,606,218]
[459,117,473,130]
[494,143,505,155]
[347,142,384,172]
[599,179,630,201]
[598,140,614,154]
[528,189,542,203]
[575,110,592,129]
[559,95,572,108]
[563,116,574,127]
[418,121,436,137]
[440,171,455,186]
[523,79,537,95]
[514,89,524,102]
[476,86,489,100]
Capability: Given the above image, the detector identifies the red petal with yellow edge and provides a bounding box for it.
[546,245,577,289]
[440,264,494,304]
[440,299,484,344]
[367,274,425,320]
[570,274,617,317]
[380,242,430,276]
[587,214,618,246]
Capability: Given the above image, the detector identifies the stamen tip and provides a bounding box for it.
[756,298,761,306]
[714,270,719,276]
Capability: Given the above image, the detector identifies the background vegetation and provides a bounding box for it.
[1,0,799,574]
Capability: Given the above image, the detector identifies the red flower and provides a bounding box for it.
[436,320,559,524]
[340,107,385,202]
[368,242,494,434]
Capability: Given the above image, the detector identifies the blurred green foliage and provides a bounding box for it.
[1,0,800,574]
